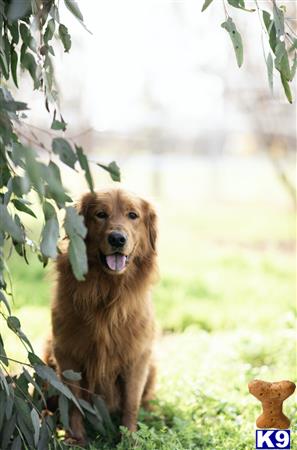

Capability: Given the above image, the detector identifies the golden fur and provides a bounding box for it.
[44,188,158,444]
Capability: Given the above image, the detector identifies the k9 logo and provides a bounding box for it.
[256,430,291,449]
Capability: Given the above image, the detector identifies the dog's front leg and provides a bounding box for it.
[122,353,150,432]
[54,350,86,445]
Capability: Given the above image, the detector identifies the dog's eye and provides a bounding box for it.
[128,212,138,220]
[96,211,108,219]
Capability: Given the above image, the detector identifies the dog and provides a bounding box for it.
[44,188,158,445]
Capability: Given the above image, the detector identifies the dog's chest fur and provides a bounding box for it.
[52,262,154,382]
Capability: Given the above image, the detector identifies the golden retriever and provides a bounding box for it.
[45,188,158,445]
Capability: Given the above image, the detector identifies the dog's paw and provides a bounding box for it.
[63,436,87,448]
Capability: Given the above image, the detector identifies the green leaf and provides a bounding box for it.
[44,19,55,45]
[21,52,40,89]
[11,436,22,450]
[40,216,60,258]
[11,143,26,168]
[201,0,214,12]
[280,73,292,103]
[13,240,26,261]
[273,2,285,38]
[221,17,243,68]
[18,329,34,352]
[1,413,16,450]
[97,161,121,182]
[52,137,77,169]
[33,364,59,383]
[11,199,36,218]
[64,206,89,279]
[59,24,71,53]
[23,368,46,406]
[10,46,18,88]
[31,408,40,446]
[262,11,277,54]
[34,365,84,415]
[289,38,297,52]
[7,315,21,332]
[274,41,291,81]
[58,395,69,429]
[93,395,115,432]
[78,398,97,415]
[0,99,28,112]
[64,0,84,22]
[0,35,10,80]
[43,201,56,220]
[42,161,69,206]
[16,416,35,449]
[51,117,67,131]
[9,23,19,45]
[0,49,9,80]
[266,53,273,93]
[227,0,244,7]
[37,421,50,450]
[14,213,24,235]
[5,392,14,419]
[23,147,44,196]
[85,411,106,434]
[12,175,30,196]
[47,45,55,56]
[64,206,87,239]
[76,145,94,192]
[49,4,60,22]
[63,369,82,381]
[290,53,297,81]
[28,352,45,366]
[280,52,291,81]
[0,291,11,315]
[14,396,34,431]
[0,204,24,242]
[227,0,255,12]
[68,233,88,281]
[0,391,6,430]
[0,369,10,395]
[0,334,9,366]
[0,166,11,188]
[19,23,32,47]
[7,0,31,21]
[3,179,12,205]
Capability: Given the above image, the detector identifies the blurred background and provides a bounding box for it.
[3,0,296,447]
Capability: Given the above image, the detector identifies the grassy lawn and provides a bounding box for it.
[1,198,296,449]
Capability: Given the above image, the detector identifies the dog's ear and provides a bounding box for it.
[148,207,157,252]
[76,192,97,219]
[143,200,158,252]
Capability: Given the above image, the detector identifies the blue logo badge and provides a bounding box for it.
[256,430,291,449]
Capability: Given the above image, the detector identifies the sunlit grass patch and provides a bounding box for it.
[85,328,295,450]
[155,245,295,333]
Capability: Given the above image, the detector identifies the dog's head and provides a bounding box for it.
[77,188,157,275]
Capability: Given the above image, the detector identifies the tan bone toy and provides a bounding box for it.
[248,379,296,429]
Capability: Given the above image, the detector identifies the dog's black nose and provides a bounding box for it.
[108,231,127,248]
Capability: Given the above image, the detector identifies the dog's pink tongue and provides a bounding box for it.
[106,254,126,271]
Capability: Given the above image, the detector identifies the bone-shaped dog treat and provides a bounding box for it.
[248,379,296,429]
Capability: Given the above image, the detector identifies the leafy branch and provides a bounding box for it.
[0,1,119,447]
[202,0,297,103]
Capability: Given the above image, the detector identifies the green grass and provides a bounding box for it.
[1,200,296,449]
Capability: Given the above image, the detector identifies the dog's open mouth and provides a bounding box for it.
[100,252,128,272]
